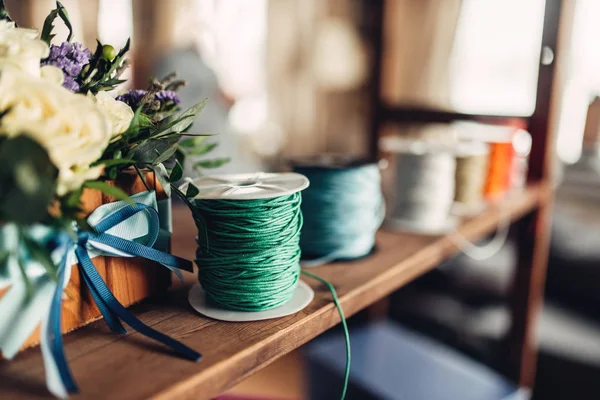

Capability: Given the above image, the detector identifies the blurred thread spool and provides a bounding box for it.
[454,121,529,199]
[380,138,511,258]
[381,138,456,233]
[454,142,490,208]
[290,154,384,266]
[485,141,515,198]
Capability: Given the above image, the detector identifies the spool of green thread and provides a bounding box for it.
[191,193,303,311]
[182,173,350,399]
[182,173,312,317]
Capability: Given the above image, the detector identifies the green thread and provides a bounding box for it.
[301,270,351,400]
[190,191,350,399]
[191,193,302,312]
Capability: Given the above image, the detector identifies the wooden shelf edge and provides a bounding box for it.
[155,184,546,399]
[380,104,531,127]
[0,185,547,400]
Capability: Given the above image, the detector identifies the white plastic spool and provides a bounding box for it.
[381,138,510,259]
[179,172,309,200]
[381,138,458,235]
[180,172,314,322]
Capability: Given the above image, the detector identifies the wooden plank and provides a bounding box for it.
[0,185,545,400]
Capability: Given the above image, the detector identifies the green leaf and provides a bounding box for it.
[152,163,171,197]
[40,8,59,44]
[179,137,206,148]
[80,38,131,94]
[59,186,84,221]
[80,40,104,82]
[0,136,58,225]
[17,256,33,300]
[117,37,131,58]
[0,0,12,22]
[98,78,127,88]
[0,250,10,276]
[64,187,83,209]
[40,1,73,44]
[57,1,73,42]
[169,160,183,182]
[175,147,186,166]
[185,182,199,198]
[194,158,230,169]
[171,185,196,211]
[122,106,145,137]
[152,115,192,137]
[83,181,134,205]
[133,165,151,191]
[156,99,207,135]
[107,167,118,180]
[138,113,154,128]
[179,132,216,137]
[151,143,178,166]
[188,142,217,156]
[21,235,58,281]
[95,158,135,168]
[128,137,178,165]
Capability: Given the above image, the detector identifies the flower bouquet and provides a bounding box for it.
[0,1,226,397]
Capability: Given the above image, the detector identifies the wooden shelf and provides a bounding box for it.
[380,105,531,127]
[0,184,548,400]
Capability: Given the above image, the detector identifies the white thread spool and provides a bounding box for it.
[381,138,457,234]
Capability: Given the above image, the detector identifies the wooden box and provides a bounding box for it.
[0,170,172,350]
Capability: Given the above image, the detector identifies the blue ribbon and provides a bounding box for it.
[46,243,77,394]
[46,201,200,396]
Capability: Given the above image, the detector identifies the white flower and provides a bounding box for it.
[0,21,49,78]
[0,68,111,195]
[40,65,65,85]
[92,91,134,139]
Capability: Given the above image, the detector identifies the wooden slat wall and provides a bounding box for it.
[380,0,462,109]
[269,0,373,160]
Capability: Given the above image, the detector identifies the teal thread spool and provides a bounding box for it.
[192,193,302,311]
[182,173,314,318]
[291,155,384,267]
[182,172,351,399]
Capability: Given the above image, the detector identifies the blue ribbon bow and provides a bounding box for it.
[0,192,201,398]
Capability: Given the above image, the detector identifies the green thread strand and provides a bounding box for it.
[301,270,351,400]
[190,191,350,399]
[191,193,302,312]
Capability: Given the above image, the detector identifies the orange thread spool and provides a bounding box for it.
[485,140,515,198]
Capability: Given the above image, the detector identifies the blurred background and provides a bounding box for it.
[5,0,600,399]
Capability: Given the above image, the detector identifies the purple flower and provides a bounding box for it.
[116,89,146,107]
[116,89,181,112]
[64,60,83,77]
[62,75,80,92]
[42,41,91,92]
[49,42,71,58]
[71,43,90,64]
[155,90,181,105]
